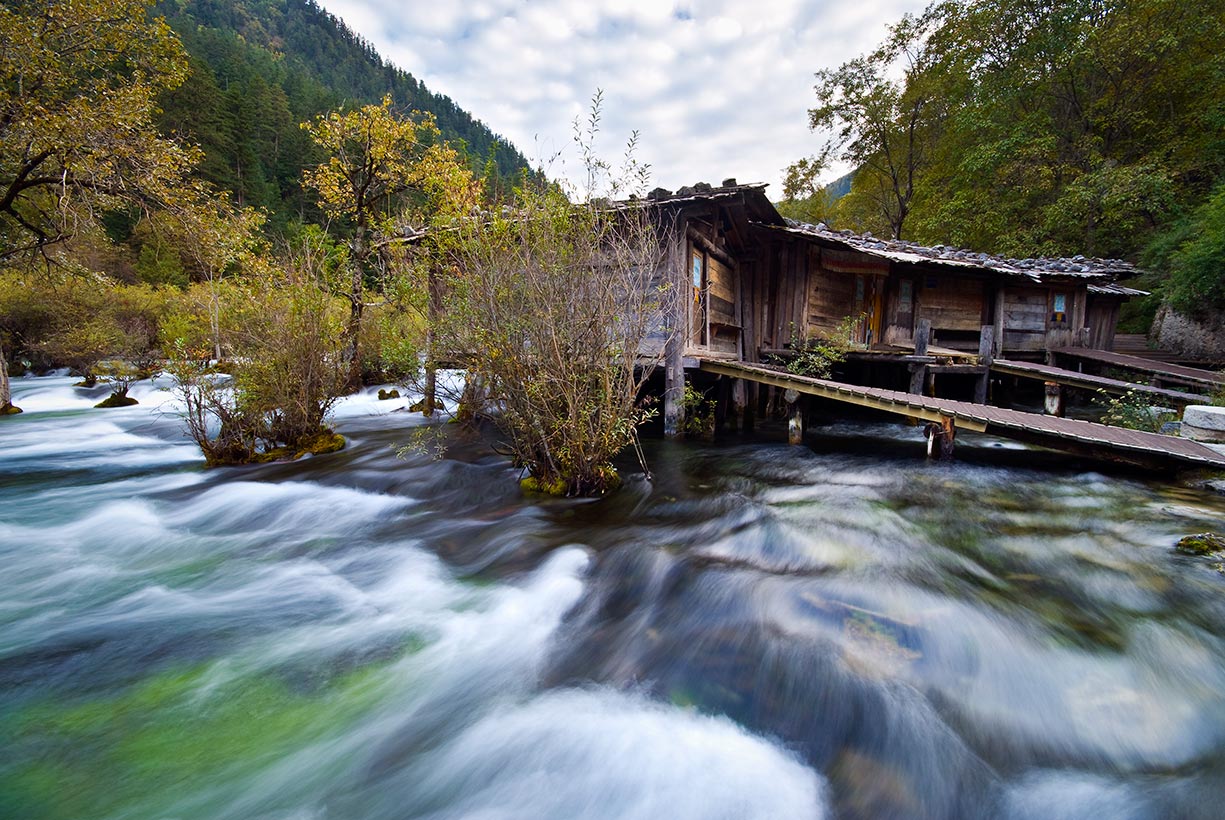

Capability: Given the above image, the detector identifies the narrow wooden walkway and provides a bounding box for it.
[1051,348,1225,390]
[990,359,1205,404]
[700,359,1225,471]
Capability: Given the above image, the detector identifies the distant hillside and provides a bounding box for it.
[153,0,530,229]
[824,171,853,203]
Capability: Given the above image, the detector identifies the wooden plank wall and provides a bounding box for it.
[706,255,738,354]
[638,230,688,357]
[807,256,856,337]
[1002,288,1049,351]
[1086,299,1120,350]
[917,276,985,333]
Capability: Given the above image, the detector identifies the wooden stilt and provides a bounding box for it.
[974,324,994,404]
[744,381,757,433]
[730,378,747,434]
[914,319,931,357]
[664,340,684,439]
[924,416,956,460]
[785,388,803,444]
[714,376,729,434]
[940,415,956,459]
[1043,381,1064,417]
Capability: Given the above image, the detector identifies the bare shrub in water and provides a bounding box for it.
[426,96,673,495]
[169,244,349,465]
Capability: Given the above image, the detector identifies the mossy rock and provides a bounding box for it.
[252,430,346,463]
[1175,532,1225,555]
[520,475,570,497]
[409,396,439,413]
[520,465,622,498]
[95,393,139,408]
[1,403,22,416]
[377,388,401,400]
[301,430,346,455]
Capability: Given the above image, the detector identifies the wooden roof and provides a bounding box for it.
[765,220,1139,286]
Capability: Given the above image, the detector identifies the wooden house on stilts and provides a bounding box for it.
[638,181,1146,435]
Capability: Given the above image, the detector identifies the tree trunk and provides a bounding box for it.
[344,223,369,392]
[1,340,18,414]
[343,292,364,392]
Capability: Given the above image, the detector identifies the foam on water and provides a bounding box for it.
[380,687,828,820]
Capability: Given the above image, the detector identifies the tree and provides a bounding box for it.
[0,0,201,413]
[786,9,950,239]
[1162,184,1225,316]
[0,0,198,258]
[302,96,472,389]
[910,0,1225,257]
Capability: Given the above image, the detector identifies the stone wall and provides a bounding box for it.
[1152,305,1225,361]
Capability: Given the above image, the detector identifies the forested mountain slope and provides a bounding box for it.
[153,0,530,228]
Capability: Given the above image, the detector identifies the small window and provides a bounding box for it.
[1052,293,1067,323]
[899,280,913,309]
[926,276,938,289]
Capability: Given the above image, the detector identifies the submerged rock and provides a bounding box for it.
[1,403,22,415]
[377,388,401,400]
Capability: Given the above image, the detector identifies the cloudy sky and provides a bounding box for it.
[316,0,927,198]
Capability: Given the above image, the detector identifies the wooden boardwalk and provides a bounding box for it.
[700,359,1225,471]
[990,359,1205,404]
[1051,348,1225,390]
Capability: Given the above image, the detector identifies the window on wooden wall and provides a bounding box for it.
[1051,292,1068,324]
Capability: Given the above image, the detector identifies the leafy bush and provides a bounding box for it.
[1094,389,1176,433]
[170,259,349,465]
[782,314,862,380]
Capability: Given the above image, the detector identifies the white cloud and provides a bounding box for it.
[317,0,928,198]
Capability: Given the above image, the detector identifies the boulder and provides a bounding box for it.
[1175,532,1225,555]
[1181,405,1225,442]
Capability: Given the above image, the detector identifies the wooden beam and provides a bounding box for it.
[699,360,989,432]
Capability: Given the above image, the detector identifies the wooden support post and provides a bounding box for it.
[1043,381,1064,417]
[908,363,927,395]
[785,388,803,445]
[914,318,931,357]
[731,378,747,434]
[974,372,989,405]
[940,415,955,459]
[974,325,994,405]
[664,340,685,438]
[978,325,995,366]
[744,382,757,433]
[923,415,956,460]
[663,229,686,438]
[714,376,729,434]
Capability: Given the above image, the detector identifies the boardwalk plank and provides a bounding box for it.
[699,359,1225,471]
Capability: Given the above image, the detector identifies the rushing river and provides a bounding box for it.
[2,375,1225,819]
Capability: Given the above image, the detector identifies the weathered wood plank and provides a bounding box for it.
[698,358,1225,471]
